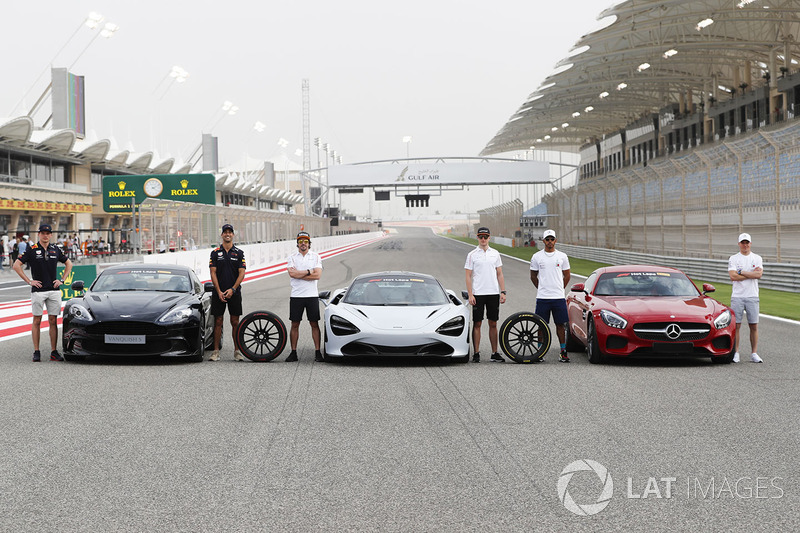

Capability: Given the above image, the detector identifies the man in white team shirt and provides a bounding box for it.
[285,231,324,362]
[465,227,506,363]
[530,229,571,363]
[728,232,764,363]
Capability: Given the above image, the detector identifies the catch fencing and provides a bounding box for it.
[545,120,800,264]
[559,243,799,292]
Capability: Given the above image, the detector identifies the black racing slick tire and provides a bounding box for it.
[235,311,288,362]
[499,312,551,363]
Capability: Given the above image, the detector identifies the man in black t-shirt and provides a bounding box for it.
[208,224,246,361]
[14,224,73,362]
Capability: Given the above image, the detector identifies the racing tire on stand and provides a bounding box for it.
[235,311,288,362]
[499,312,551,363]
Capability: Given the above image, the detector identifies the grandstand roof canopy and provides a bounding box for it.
[482,0,800,155]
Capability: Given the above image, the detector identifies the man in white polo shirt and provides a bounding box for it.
[530,229,571,363]
[285,231,323,362]
[728,232,764,363]
[465,227,506,363]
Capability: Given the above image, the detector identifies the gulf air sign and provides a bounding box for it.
[102,174,216,212]
[326,161,551,187]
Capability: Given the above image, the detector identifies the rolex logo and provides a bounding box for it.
[180,179,189,188]
[118,181,126,190]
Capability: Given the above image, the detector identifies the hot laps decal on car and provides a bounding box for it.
[114,269,178,275]
[615,272,672,277]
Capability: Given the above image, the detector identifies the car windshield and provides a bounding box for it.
[593,271,699,297]
[343,276,449,306]
[90,269,192,293]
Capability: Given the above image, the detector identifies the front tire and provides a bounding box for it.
[190,330,205,363]
[235,311,287,362]
[499,312,551,363]
[586,318,607,364]
[711,345,736,364]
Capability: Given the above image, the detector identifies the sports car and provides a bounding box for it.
[566,265,736,364]
[62,264,215,362]
[319,272,470,362]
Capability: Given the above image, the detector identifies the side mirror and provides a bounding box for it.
[204,282,214,292]
[318,290,331,300]
[570,283,586,292]
[461,290,469,300]
[71,280,85,291]
[702,283,715,294]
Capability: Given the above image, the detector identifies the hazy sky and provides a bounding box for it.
[4,0,607,216]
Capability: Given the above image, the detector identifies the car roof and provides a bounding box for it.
[593,264,687,276]
[353,271,437,281]
[102,263,194,274]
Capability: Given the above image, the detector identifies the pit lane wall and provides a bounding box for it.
[140,231,386,282]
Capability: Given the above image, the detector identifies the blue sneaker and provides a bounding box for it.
[50,350,64,362]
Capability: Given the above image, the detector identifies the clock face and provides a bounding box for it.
[144,178,164,197]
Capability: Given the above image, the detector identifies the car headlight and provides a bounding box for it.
[67,304,94,321]
[713,309,732,329]
[330,315,360,336]
[158,306,193,324]
[600,309,628,329]
[436,316,465,337]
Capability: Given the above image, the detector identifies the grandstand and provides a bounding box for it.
[482,0,800,263]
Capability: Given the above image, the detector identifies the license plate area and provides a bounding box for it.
[652,342,693,353]
[105,334,146,344]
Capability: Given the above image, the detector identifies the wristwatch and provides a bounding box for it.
[307,269,311,276]
[501,291,507,294]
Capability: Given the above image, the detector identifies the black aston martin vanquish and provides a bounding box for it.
[62,264,216,362]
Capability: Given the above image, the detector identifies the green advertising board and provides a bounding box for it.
[58,264,97,301]
[102,174,216,212]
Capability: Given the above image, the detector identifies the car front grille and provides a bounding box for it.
[86,321,167,336]
[633,322,710,342]
[81,339,173,355]
[341,342,454,356]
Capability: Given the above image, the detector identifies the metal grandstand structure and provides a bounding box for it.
[483,0,800,154]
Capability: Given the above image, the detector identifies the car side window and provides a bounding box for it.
[584,273,598,293]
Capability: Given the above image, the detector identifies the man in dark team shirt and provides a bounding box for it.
[208,223,246,361]
[13,223,73,362]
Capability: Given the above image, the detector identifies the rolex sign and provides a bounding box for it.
[102,174,216,212]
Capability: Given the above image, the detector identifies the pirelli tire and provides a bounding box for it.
[499,312,552,363]
[235,311,288,362]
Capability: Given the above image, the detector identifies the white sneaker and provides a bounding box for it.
[209,350,220,361]
[732,352,740,363]
[751,353,763,363]
[233,350,245,362]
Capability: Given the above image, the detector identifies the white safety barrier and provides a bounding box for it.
[141,231,386,281]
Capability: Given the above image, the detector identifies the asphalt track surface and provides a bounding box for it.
[1,226,797,532]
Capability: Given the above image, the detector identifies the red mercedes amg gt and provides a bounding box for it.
[566,265,736,364]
